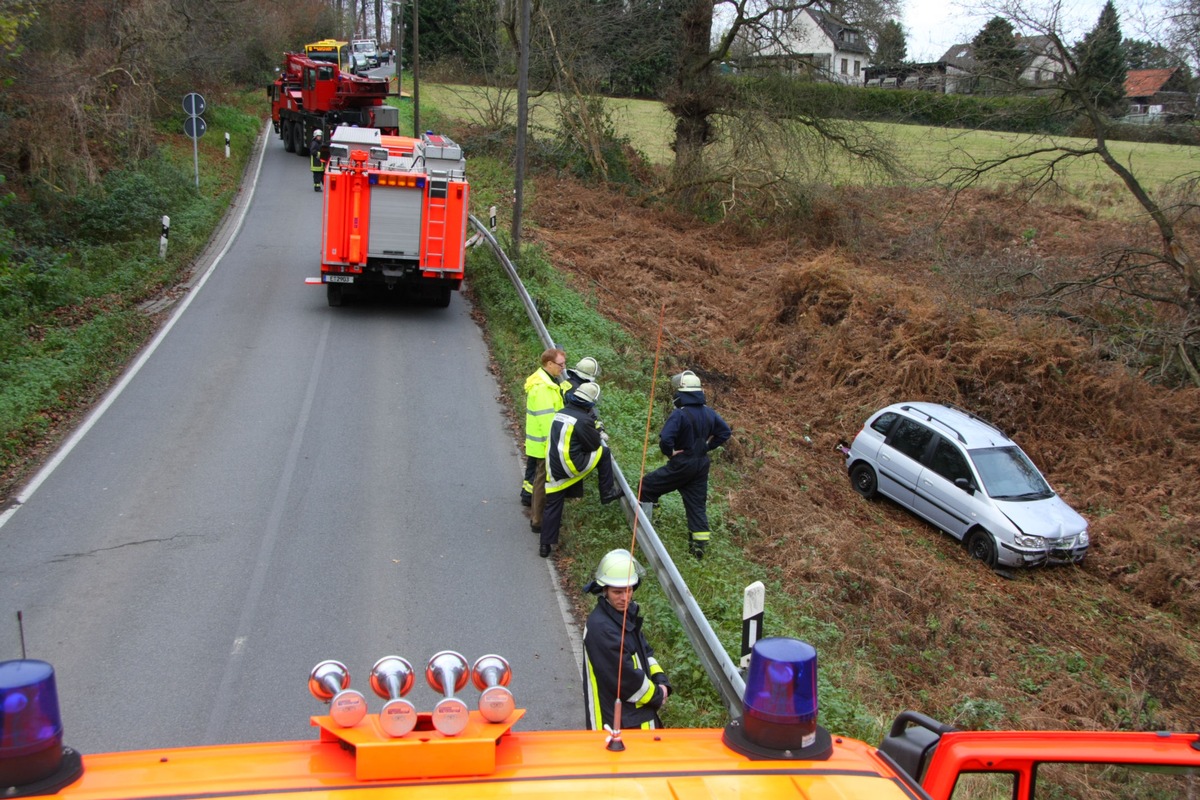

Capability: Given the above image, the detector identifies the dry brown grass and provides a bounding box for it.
[529,175,1200,732]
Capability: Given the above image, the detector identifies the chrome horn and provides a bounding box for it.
[471,654,514,723]
[369,656,417,737]
[425,650,470,736]
[308,659,367,728]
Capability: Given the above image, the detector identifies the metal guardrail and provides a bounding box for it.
[467,215,746,719]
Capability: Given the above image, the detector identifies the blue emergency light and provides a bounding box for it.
[0,659,64,787]
[743,637,818,747]
[723,637,832,760]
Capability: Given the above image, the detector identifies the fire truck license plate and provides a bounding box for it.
[325,275,354,283]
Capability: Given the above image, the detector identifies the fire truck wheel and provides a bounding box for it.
[431,287,452,308]
[327,284,344,307]
[293,124,307,156]
[282,121,295,153]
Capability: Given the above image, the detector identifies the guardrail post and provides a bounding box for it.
[159,215,170,259]
[741,582,764,669]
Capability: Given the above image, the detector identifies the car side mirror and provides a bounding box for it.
[955,478,975,495]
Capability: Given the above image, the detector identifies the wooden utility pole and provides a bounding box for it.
[511,0,530,256]
[412,0,420,137]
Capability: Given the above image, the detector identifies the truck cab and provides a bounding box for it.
[879,710,1200,799]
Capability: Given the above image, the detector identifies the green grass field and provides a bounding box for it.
[421,83,1197,201]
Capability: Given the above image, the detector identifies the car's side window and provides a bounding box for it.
[928,437,972,485]
[869,412,898,436]
[888,418,933,461]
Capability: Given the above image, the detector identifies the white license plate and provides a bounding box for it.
[325,275,354,284]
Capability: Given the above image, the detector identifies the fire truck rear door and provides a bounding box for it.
[369,185,423,260]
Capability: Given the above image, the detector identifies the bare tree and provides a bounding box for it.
[945,0,1200,383]
[668,2,897,193]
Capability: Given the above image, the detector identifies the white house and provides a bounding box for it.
[736,8,870,85]
[938,34,1068,94]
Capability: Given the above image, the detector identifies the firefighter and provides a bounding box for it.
[523,348,567,522]
[539,382,622,558]
[309,129,326,191]
[582,549,671,731]
[638,371,731,560]
[564,357,603,427]
[563,357,600,392]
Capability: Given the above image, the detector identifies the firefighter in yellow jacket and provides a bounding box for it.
[523,348,566,532]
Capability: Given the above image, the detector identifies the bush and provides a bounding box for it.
[733,76,1080,135]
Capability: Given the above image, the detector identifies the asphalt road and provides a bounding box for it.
[0,125,583,753]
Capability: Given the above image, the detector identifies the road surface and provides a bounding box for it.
[0,125,583,753]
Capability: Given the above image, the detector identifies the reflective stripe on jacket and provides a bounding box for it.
[524,368,564,459]
[546,406,601,493]
[310,140,325,172]
[582,597,669,731]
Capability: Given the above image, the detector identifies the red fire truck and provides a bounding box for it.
[306,126,469,308]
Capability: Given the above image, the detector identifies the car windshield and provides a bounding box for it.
[969,446,1053,500]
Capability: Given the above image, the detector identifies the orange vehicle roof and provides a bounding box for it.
[28,717,919,800]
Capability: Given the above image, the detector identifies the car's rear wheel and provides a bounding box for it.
[966,529,997,568]
[849,463,878,499]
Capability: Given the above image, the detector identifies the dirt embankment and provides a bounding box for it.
[529,176,1200,731]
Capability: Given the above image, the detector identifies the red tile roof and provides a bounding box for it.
[1125,68,1176,98]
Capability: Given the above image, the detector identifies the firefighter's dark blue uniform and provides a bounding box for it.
[582,595,670,730]
[638,387,731,555]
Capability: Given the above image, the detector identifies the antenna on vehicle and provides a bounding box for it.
[604,301,668,754]
[17,610,27,659]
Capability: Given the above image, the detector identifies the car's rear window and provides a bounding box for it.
[889,418,933,461]
[869,411,898,436]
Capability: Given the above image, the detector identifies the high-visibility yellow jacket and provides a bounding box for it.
[524,368,564,459]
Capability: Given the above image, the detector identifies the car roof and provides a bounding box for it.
[880,402,1014,449]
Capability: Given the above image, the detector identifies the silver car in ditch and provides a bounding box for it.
[843,402,1089,569]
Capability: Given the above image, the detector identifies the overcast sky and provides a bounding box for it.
[900,0,1166,62]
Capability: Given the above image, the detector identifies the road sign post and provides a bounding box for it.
[183,92,207,190]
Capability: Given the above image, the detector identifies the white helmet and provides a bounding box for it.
[572,357,600,382]
[571,381,600,406]
[672,370,702,392]
[593,549,645,589]
[314,129,323,138]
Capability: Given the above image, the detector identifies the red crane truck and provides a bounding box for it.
[267,49,399,158]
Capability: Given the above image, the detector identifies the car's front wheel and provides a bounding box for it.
[966,528,997,568]
[849,463,878,499]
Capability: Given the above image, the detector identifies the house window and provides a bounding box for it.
[854,60,861,76]
[841,58,848,74]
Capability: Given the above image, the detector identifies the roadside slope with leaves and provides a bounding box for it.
[526,175,1199,732]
